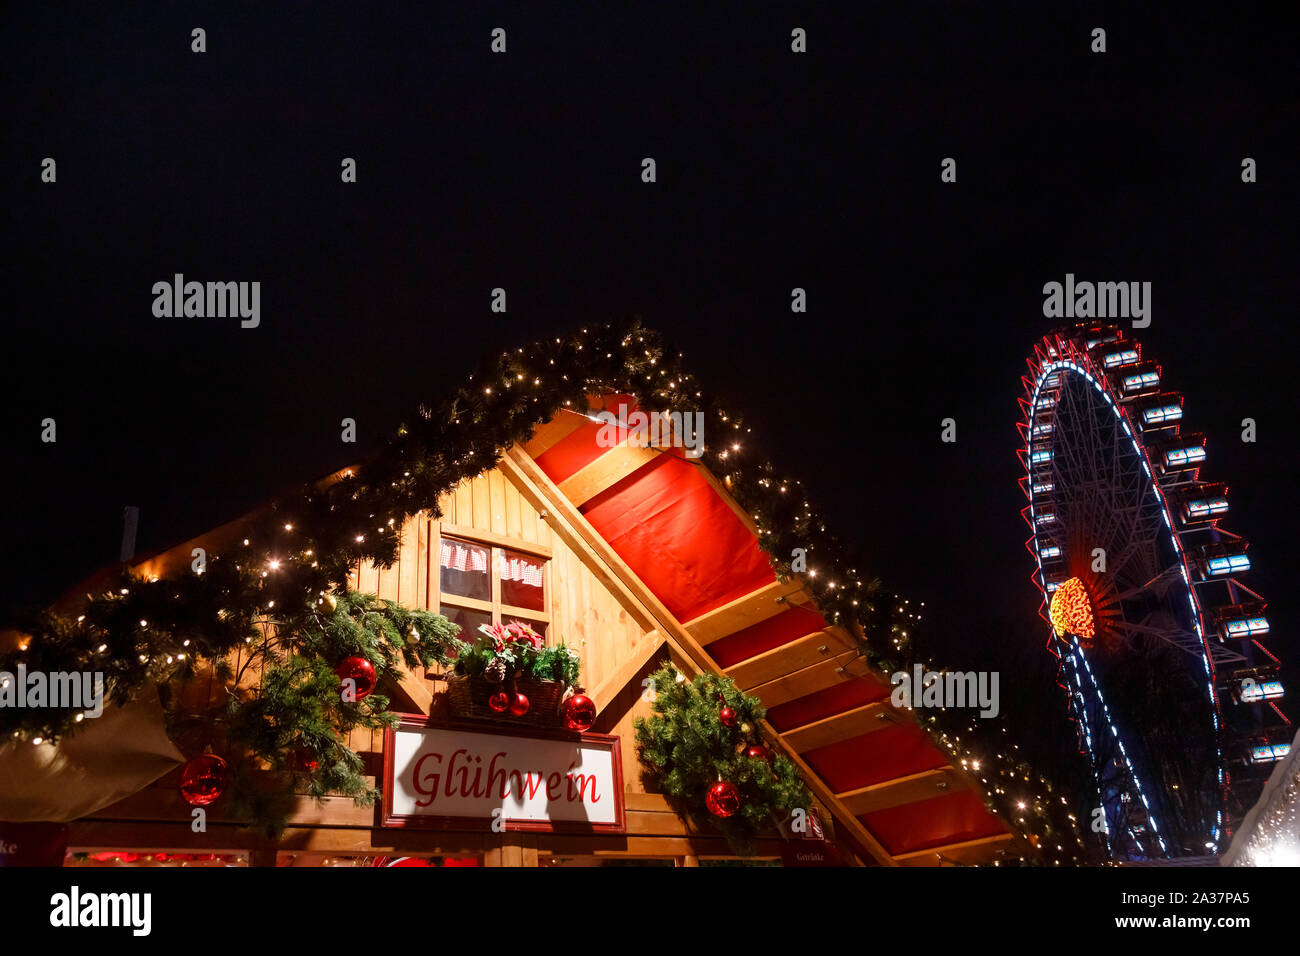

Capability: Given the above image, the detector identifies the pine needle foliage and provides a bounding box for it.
[634,663,810,855]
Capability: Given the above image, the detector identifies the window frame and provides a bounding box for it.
[435,527,551,641]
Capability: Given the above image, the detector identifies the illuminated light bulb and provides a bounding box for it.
[269,560,280,570]
[139,619,148,627]
[284,524,293,532]
[33,737,43,745]
[75,714,84,722]
[98,644,107,653]
[243,539,250,546]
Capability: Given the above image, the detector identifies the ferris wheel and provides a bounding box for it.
[1018,323,1289,860]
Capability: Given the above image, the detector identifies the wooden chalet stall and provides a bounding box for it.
[7,387,1018,867]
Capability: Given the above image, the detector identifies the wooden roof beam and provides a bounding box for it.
[521,409,591,458]
[498,444,899,867]
[684,578,810,645]
[587,631,668,718]
[893,832,1015,866]
[837,767,970,817]
[387,669,434,716]
[746,649,874,709]
[556,441,661,508]
[725,627,858,691]
[782,701,901,753]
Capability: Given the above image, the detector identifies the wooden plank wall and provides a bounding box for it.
[349,465,661,793]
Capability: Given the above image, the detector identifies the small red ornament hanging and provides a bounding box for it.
[706,780,741,818]
[562,693,596,732]
[745,744,770,763]
[335,655,377,701]
[488,690,511,713]
[179,754,228,806]
[719,706,737,728]
[294,747,320,773]
[509,691,531,717]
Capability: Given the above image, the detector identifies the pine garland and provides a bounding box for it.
[634,664,811,856]
[0,317,1077,857]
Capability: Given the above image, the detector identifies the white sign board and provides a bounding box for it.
[382,717,625,833]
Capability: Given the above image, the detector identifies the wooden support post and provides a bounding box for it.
[483,832,538,867]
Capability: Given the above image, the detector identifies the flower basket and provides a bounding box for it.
[445,621,583,729]
[447,674,570,729]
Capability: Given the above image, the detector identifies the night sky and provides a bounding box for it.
[3,5,1297,771]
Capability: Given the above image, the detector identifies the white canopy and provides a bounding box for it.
[1222,724,1300,866]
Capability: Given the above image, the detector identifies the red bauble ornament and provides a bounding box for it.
[294,747,320,773]
[719,706,737,728]
[745,744,771,763]
[488,690,511,713]
[509,691,531,717]
[706,780,741,818]
[562,693,596,732]
[179,754,228,806]
[335,655,377,700]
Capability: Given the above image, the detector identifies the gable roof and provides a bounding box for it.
[51,321,1023,865]
[506,409,1015,865]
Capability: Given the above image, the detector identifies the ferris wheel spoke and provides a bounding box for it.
[1107,618,1209,660]
[1113,564,1185,602]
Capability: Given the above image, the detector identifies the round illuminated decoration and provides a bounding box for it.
[1049,576,1095,644]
